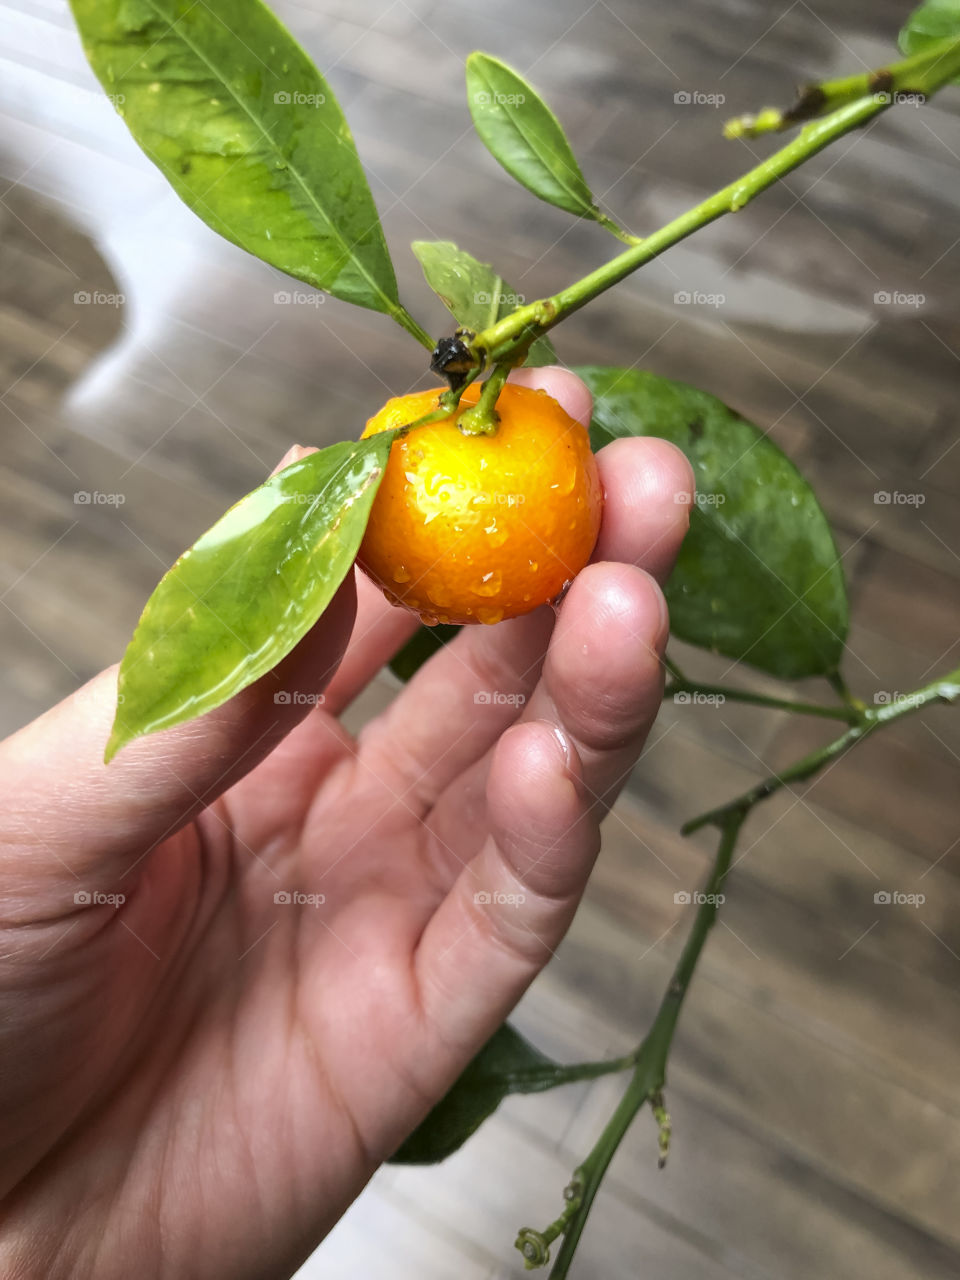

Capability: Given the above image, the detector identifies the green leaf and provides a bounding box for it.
[577,367,849,679]
[391,1024,626,1164]
[389,623,460,682]
[107,437,392,761]
[465,53,604,222]
[411,240,556,366]
[69,0,402,315]
[900,1,960,59]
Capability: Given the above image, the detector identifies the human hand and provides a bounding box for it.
[0,367,693,1279]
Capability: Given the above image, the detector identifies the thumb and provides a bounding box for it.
[0,455,357,913]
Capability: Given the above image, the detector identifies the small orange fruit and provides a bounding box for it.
[357,382,603,625]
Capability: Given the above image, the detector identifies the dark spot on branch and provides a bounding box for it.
[868,69,895,95]
[782,84,827,127]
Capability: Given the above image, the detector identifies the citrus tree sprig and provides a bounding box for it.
[518,810,745,1275]
[724,32,960,137]
[456,34,960,374]
[517,661,960,1274]
[683,662,960,834]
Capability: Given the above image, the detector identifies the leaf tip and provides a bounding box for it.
[104,691,135,764]
[103,727,125,765]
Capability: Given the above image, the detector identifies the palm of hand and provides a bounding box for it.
[4,698,504,1278]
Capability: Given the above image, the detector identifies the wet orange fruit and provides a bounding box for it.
[357,382,603,625]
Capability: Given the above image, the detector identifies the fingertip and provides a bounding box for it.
[507,365,593,429]
[594,436,696,582]
[543,562,668,755]
[568,560,669,651]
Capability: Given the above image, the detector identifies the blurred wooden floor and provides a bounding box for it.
[2,0,960,1276]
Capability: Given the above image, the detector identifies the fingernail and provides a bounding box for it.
[545,721,575,774]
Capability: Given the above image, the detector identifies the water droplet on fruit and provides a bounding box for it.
[418,610,440,627]
[528,560,538,573]
[476,606,504,625]
[559,467,577,496]
[392,566,410,583]
[473,570,502,597]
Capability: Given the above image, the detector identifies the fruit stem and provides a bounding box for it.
[457,362,511,436]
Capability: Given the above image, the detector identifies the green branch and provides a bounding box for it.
[515,813,745,1275]
[664,679,856,722]
[684,663,960,834]
[725,35,960,138]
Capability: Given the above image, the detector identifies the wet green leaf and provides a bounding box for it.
[465,53,604,221]
[391,1024,625,1164]
[411,240,556,366]
[107,437,392,761]
[70,0,406,316]
[578,366,848,679]
[900,1,960,61]
[389,622,460,682]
